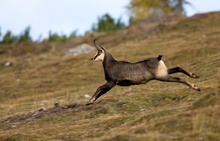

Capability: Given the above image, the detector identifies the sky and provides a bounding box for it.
[0,0,220,41]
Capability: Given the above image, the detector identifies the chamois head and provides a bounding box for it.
[92,39,105,61]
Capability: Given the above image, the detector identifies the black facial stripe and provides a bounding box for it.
[94,50,102,59]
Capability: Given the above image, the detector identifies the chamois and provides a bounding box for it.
[86,39,200,106]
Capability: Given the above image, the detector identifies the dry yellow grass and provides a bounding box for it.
[0,12,220,141]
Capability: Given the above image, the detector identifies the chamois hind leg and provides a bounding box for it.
[168,67,199,78]
[86,81,115,106]
[158,76,201,91]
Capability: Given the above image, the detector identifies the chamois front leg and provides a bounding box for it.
[168,67,200,78]
[86,81,115,106]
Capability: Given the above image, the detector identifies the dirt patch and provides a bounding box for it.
[1,103,84,123]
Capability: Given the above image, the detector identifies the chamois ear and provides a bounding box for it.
[93,39,106,51]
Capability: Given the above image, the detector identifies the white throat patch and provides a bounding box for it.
[93,50,105,61]
[95,52,104,61]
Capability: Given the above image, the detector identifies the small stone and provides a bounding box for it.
[54,102,60,107]
[11,124,17,128]
[4,61,13,67]
[37,107,46,111]
[84,94,91,98]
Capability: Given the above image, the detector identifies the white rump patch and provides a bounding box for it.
[156,60,168,77]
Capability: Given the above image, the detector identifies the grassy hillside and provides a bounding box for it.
[0,12,220,141]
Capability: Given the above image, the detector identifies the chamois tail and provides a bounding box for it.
[157,55,163,61]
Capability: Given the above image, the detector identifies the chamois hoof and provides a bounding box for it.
[86,102,93,106]
[192,84,201,92]
[191,73,200,79]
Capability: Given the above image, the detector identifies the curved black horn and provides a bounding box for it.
[93,39,102,50]
[93,39,105,51]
